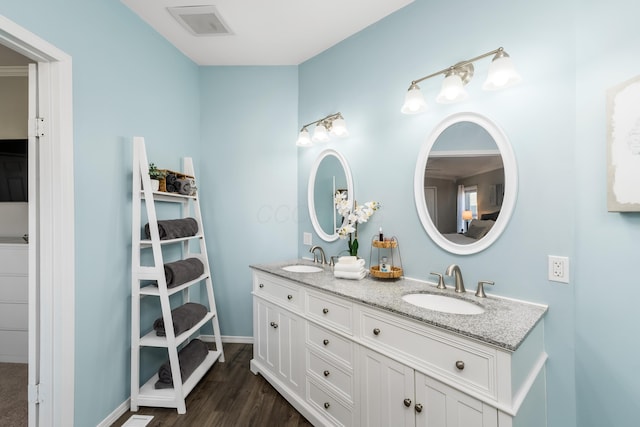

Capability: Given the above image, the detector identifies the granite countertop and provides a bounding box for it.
[250,259,548,352]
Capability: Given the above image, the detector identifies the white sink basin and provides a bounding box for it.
[282,265,323,273]
[402,293,484,315]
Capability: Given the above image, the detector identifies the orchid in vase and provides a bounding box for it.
[335,192,381,257]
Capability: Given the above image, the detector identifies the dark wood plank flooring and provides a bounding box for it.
[112,343,313,427]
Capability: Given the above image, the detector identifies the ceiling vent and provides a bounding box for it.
[167,5,233,36]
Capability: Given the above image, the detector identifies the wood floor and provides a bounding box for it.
[112,343,313,427]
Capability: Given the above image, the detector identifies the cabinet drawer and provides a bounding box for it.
[0,302,27,330]
[307,291,353,334]
[0,276,28,302]
[360,308,496,398]
[306,379,353,427]
[0,247,28,275]
[307,349,354,401]
[306,322,354,367]
[254,274,303,312]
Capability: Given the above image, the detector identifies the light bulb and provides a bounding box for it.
[483,54,522,90]
[312,123,330,142]
[436,73,468,104]
[296,128,312,147]
[330,117,349,137]
[401,84,427,114]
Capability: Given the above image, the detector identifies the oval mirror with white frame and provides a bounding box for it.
[414,112,517,255]
[308,149,354,242]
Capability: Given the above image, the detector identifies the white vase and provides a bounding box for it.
[150,179,160,191]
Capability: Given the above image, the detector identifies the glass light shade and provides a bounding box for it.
[296,129,312,147]
[330,117,349,137]
[462,210,473,221]
[312,123,330,142]
[482,55,522,90]
[436,73,468,104]
[401,85,427,114]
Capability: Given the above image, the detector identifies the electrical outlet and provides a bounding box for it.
[303,232,312,246]
[548,255,569,283]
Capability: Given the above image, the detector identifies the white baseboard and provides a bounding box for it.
[97,398,130,427]
[98,335,253,426]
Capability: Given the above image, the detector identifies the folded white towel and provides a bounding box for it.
[334,259,365,272]
[333,269,366,280]
[338,256,358,264]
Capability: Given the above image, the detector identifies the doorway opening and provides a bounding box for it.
[0,15,75,427]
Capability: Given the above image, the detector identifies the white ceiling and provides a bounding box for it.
[121,0,414,66]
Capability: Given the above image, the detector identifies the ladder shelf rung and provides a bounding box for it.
[140,273,210,296]
[139,312,215,348]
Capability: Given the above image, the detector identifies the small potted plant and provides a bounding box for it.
[148,163,165,191]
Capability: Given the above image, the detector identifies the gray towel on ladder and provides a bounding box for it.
[144,217,198,240]
[155,338,209,389]
[153,302,208,337]
[164,258,204,288]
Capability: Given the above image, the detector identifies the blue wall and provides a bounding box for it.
[199,66,298,338]
[2,0,640,426]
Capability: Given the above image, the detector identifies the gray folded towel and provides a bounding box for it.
[145,217,198,240]
[153,302,208,337]
[155,338,209,389]
[164,258,204,288]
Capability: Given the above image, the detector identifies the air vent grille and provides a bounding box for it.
[168,5,233,36]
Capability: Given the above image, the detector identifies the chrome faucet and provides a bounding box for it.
[445,264,465,293]
[309,245,327,264]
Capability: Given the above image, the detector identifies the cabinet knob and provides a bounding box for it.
[373,328,381,336]
[323,339,330,346]
[259,283,264,288]
[323,370,330,377]
[287,294,293,300]
[270,322,278,329]
[455,360,465,370]
[324,402,330,409]
[403,398,412,407]
[322,308,329,314]
[415,403,423,413]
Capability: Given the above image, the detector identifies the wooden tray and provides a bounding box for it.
[369,265,402,279]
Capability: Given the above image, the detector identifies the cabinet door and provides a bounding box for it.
[254,297,303,394]
[359,347,415,427]
[414,372,497,427]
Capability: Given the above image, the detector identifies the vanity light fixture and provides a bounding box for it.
[401,47,522,114]
[296,112,349,147]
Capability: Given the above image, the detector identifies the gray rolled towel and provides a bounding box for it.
[155,338,209,389]
[164,258,204,288]
[175,178,191,195]
[153,302,208,337]
[144,217,198,240]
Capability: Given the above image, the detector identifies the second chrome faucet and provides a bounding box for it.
[445,264,465,293]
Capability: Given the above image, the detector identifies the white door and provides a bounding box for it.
[27,62,40,427]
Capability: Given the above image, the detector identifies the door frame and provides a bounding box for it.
[0,15,75,427]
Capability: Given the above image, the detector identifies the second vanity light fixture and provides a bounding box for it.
[296,112,349,147]
[401,47,522,114]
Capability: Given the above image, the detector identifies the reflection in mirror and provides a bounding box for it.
[414,112,517,255]
[308,149,353,242]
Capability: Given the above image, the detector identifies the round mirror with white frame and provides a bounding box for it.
[414,112,517,255]
[308,149,354,242]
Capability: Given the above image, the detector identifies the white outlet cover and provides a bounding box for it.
[303,232,312,246]
[548,255,570,283]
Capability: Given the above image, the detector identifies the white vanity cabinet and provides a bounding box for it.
[360,347,496,427]
[250,268,547,427]
[252,272,305,398]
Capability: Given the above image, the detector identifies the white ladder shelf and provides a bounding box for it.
[130,136,224,414]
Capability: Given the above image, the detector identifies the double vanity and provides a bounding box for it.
[250,260,547,427]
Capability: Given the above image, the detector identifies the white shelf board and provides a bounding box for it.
[140,312,215,348]
[140,273,210,296]
[140,234,203,247]
[137,350,221,408]
[141,190,197,203]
